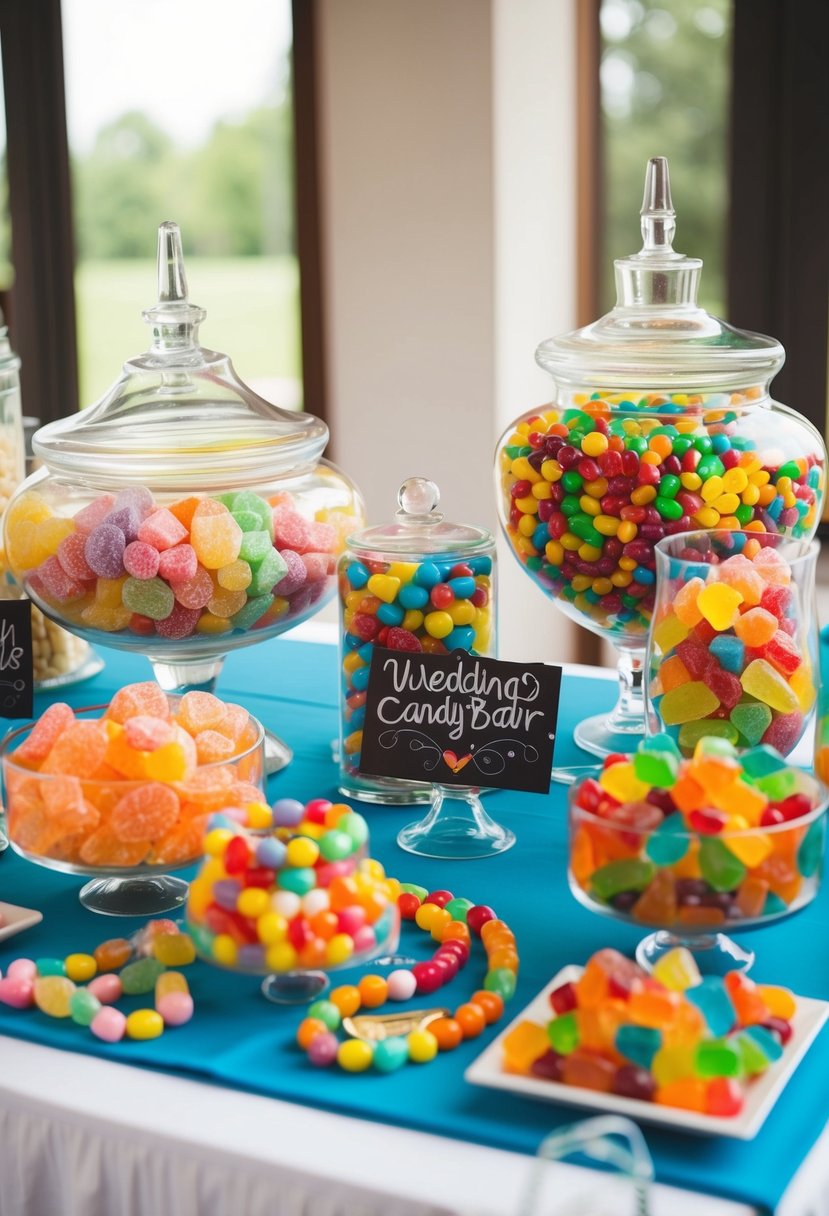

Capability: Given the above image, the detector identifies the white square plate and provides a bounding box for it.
[465,965,829,1139]
[0,901,43,944]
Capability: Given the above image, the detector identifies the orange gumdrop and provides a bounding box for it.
[195,730,237,765]
[107,682,170,725]
[329,877,360,912]
[167,496,201,531]
[570,826,596,885]
[575,959,609,1009]
[110,783,180,842]
[174,766,235,810]
[13,702,75,767]
[79,824,151,868]
[298,938,328,969]
[150,815,207,866]
[40,721,109,778]
[329,985,361,1017]
[441,920,471,947]
[658,654,692,693]
[310,911,339,940]
[656,1078,708,1112]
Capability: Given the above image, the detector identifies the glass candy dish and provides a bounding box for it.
[568,745,827,974]
[495,157,826,766]
[1,693,265,915]
[186,801,401,1002]
[647,531,817,757]
[3,222,363,773]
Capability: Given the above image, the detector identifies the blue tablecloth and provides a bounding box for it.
[1,638,827,1215]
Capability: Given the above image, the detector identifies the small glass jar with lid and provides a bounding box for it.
[495,157,826,766]
[3,222,363,770]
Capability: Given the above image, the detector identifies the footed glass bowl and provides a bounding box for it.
[568,766,827,974]
[2,698,265,915]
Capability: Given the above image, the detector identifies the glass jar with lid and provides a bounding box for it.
[495,157,826,766]
[3,222,363,770]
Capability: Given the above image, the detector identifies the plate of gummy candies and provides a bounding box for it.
[464,947,828,1139]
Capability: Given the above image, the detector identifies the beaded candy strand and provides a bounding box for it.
[296,885,519,1072]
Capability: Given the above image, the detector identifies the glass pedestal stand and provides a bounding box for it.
[397,784,515,860]
[572,646,646,760]
[79,873,189,917]
[152,654,292,775]
[636,929,754,977]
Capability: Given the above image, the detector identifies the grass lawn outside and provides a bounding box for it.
[75,256,302,410]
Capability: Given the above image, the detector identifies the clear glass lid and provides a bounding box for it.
[535,157,785,391]
[33,222,327,489]
[349,477,493,555]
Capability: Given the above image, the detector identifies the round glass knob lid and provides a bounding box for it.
[397,477,441,520]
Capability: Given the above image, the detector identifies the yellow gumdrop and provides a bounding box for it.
[246,801,273,830]
[697,583,744,631]
[216,559,252,591]
[257,912,288,945]
[366,574,400,603]
[126,1009,164,1040]
[204,828,235,856]
[64,953,97,983]
[598,761,651,803]
[266,942,298,972]
[325,934,354,966]
[196,612,232,635]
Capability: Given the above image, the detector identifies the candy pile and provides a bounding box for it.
[0,920,195,1042]
[6,487,354,639]
[503,946,795,1116]
[649,536,815,755]
[497,395,823,640]
[339,556,493,776]
[297,887,517,1072]
[569,738,825,929]
[3,685,263,869]
[186,797,398,973]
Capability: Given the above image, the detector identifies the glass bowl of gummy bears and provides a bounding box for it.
[1,683,265,916]
[2,223,363,774]
[494,158,826,768]
[568,737,828,975]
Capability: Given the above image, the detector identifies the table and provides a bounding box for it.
[0,629,827,1216]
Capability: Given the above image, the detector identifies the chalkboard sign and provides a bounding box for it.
[360,648,562,794]
[0,599,33,719]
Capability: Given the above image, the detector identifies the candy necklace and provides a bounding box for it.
[296,885,519,1072]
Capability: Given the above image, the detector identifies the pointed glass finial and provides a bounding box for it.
[639,156,676,253]
[157,220,188,303]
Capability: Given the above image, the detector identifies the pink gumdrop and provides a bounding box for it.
[6,958,37,983]
[272,507,312,553]
[123,541,161,580]
[158,544,198,584]
[171,566,214,610]
[301,553,329,582]
[88,974,123,1004]
[156,992,194,1027]
[84,523,126,579]
[337,906,367,936]
[306,522,337,552]
[113,486,154,517]
[90,1006,127,1042]
[57,532,96,581]
[307,1031,338,1067]
[74,494,116,533]
[352,925,376,954]
[288,585,315,615]
[0,976,34,1008]
[37,555,87,602]
[138,508,188,552]
[387,969,417,1001]
[106,506,141,543]
[273,550,307,596]
[155,602,201,639]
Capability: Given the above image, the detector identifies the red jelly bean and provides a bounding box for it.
[466,905,496,936]
[304,798,332,824]
[398,892,421,920]
[224,836,251,874]
[412,961,443,994]
[440,938,470,964]
[425,889,454,908]
[549,980,577,1015]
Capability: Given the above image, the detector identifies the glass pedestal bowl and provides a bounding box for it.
[1,698,266,916]
[3,222,363,775]
[568,762,827,975]
[495,158,825,769]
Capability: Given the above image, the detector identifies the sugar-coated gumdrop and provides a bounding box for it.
[123,541,160,580]
[190,500,243,569]
[84,523,126,579]
[108,682,170,724]
[137,508,188,551]
[14,702,75,766]
[155,602,201,639]
[273,549,307,596]
[157,543,198,583]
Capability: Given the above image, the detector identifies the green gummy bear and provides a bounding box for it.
[590,859,655,901]
[699,838,747,893]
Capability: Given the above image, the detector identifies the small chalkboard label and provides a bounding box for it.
[0,599,32,719]
[360,648,561,794]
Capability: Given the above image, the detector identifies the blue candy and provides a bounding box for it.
[710,635,745,674]
[346,561,370,589]
[398,583,429,610]
[445,625,476,651]
[351,666,371,692]
[615,1024,661,1069]
[414,562,441,588]
[377,602,405,626]
[686,977,736,1037]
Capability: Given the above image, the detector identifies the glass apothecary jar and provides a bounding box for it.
[3,223,363,768]
[495,157,826,765]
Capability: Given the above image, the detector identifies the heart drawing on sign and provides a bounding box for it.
[442,749,473,774]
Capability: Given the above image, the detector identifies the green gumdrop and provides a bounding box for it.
[730,702,772,747]
[319,829,354,861]
[699,838,747,892]
[797,818,825,879]
[122,576,175,621]
[444,897,474,922]
[277,866,317,895]
[70,988,102,1027]
[308,999,341,1030]
[120,957,166,996]
[547,1011,579,1054]
[249,548,288,596]
[695,1039,742,1078]
[735,1034,771,1076]
[678,719,739,754]
[231,491,274,536]
[740,745,788,779]
[239,531,274,565]
[187,922,214,957]
[590,859,655,901]
[231,510,263,533]
[754,768,797,801]
[230,594,274,631]
[763,890,789,917]
[373,1036,409,1072]
[694,734,738,759]
[484,967,516,1001]
[634,748,678,788]
[400,882,428,899]
[646,813,690,866]
[642,732,682,758]
[36,958,66,977]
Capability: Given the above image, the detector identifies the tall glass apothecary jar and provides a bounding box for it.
[495,157,826,765]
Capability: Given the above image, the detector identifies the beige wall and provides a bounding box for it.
[316,0,580,662]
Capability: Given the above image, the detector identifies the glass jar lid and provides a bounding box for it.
[348,477,493,556]
[535,157,784,392]
[33,222,327,490]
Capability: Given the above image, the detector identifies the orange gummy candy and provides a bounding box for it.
[107,682,170,725]
[40,721,109,778]
[14,702,75,767]
[150,815,208,866]
[79,824,151,868]
[194,730,236,765]
[175,691,228,735]
[110,782,180,842]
